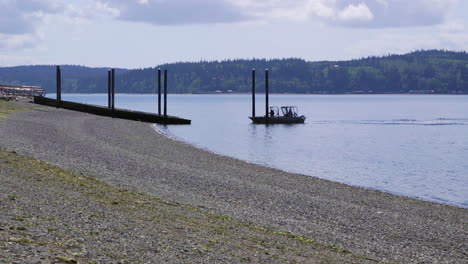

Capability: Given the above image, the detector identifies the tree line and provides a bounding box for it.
[0,50,467,94]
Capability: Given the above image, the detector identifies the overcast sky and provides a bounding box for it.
[1,0,467,68]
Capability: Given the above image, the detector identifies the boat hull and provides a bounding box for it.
[249,115,306,124]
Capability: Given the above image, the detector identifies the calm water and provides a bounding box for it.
[55,94,468,208]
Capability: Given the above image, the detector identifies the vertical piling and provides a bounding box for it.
[252,69,256,117]
[107,70,111,108]
[158,69,162,115]
[265,69,269,124]
[164,69,168,117]
[56,66,61,103]
[111,69,115,110]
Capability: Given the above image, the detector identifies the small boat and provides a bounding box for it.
[250,106,306,124]
[248,69,306,124]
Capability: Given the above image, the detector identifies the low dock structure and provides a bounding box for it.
[34,96,191,125]
[35,66,190,125]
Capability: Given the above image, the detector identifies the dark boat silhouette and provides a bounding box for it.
[249,69,306,124]
[250,106,306,124]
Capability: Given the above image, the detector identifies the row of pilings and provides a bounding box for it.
[48,66,189,124]
[53,66,273,124]
[55,66,170,118]
[55,66,273,121]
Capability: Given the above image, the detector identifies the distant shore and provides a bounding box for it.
[1,99,467,263]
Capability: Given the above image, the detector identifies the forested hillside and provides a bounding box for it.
[1,50,467,94]
[0,65,129,93]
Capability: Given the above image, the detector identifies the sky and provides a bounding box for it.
[0,0,467,69]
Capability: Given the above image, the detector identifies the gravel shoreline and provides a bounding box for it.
[1,100,467,263]
[1,146,373,263]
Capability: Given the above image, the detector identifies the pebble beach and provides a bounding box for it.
[1,99,467,263]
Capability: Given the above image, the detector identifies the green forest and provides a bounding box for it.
[1,50,467,94]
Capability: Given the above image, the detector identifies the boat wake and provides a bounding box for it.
[314,118,468,126]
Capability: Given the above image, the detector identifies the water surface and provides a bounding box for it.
[56,94,468,208]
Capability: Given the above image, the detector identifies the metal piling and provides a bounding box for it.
[111,69,115,110]
[252,69,256,117]
[265,69,269,124]
[107,70,111,108]
[56,66,61,103]
[164,69,168,118]
[158,68,162,115]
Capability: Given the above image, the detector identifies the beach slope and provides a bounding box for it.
[1,100,466,263]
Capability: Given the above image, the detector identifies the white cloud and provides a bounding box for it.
[0,0,64,51]
[1,0,465,67]
[0,33,40,50]
[0,0,460,36]
[255,0,459,28]
[63,1,118,20]
[0,0,65,35]
[356,0,459,28]
[101,0,249,25]
[337,3,374,22]
[0,0,450,30]
[227,0,335,22]
[346,24,468,58]
[100,0,460,28]
[138,0,151,5]
[440,22,465,33]
[375,0,389,8]
[0,0,117,51]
